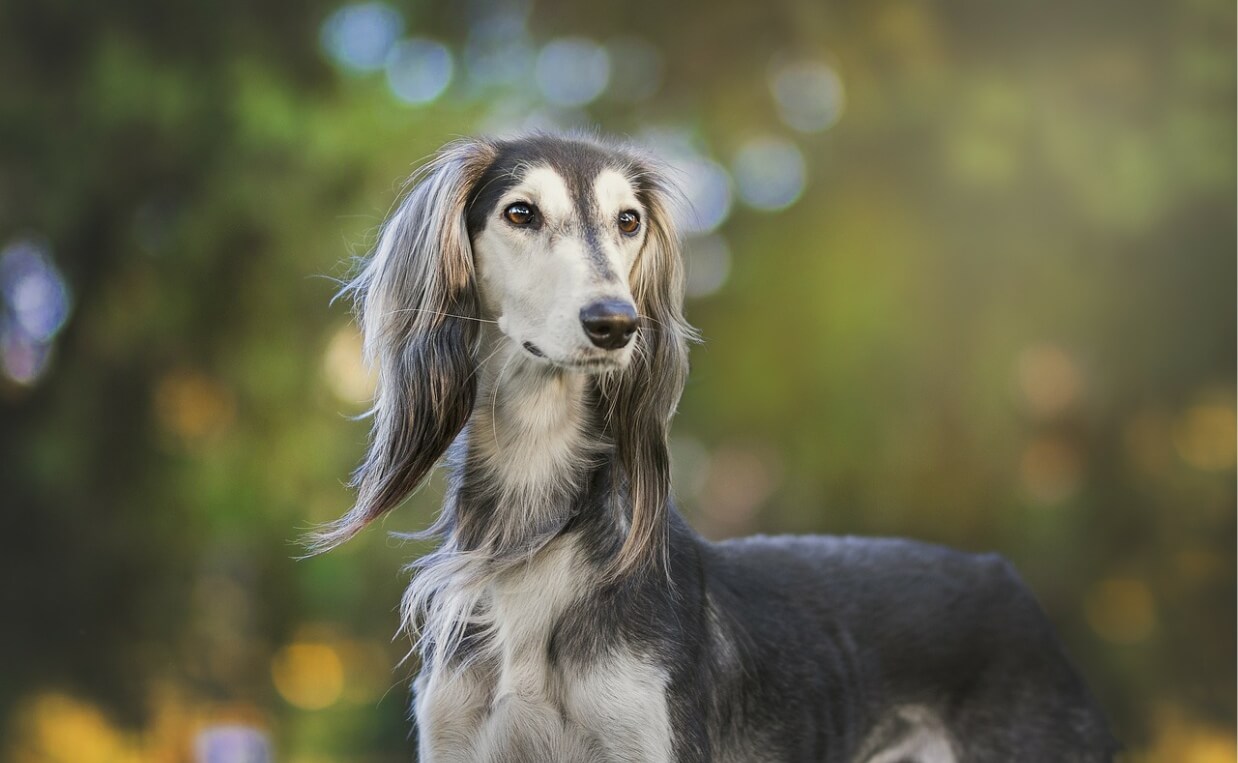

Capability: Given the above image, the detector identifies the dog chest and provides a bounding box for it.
[413,538,674,762]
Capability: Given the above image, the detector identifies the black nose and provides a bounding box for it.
[579,300,638,350]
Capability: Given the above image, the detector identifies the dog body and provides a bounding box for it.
[319,134,1118,762]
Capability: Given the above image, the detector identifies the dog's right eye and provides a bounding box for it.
[503,203,538,227]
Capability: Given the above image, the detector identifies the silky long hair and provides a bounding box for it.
[602,166,693,575]
[311,135,693,577]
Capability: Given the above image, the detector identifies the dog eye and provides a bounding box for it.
[617,210,641,235]
[504,202,538,227]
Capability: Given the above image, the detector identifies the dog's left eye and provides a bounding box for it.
[617,210,641,235]
[504,202,538,227]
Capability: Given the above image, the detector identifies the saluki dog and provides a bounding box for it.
[312,133,1118,762]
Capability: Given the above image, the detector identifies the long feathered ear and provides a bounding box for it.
[310,139,497,552]
[605,164,697,577]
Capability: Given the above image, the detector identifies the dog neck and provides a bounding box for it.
[442,333,613,559]
[403,333,621,667]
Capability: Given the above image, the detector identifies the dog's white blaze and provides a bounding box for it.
[594,169,643,208]
[512,166,574,221]
[591,169,647,305]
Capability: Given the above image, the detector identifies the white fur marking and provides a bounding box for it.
[564,652,674,763]
[473,346,594,498]
[512,166,574,221]
[862,706,958,763]
[415,536,673,762]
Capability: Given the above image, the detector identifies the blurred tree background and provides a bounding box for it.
[1,0,1233,760]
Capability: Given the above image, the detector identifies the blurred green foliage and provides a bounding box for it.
[1,0,1233,760]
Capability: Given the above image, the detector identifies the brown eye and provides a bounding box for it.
[617,210,641,234]
[504,202,537,227]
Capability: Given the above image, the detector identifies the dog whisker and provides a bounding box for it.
[376,306,499,324]
[489,350,517,459]
[465,341,509,386]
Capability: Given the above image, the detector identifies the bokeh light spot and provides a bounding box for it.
[271,642,345,711]
[1143,708,1238,763]
[323,324,376,405]
[535,37,610,107]
[670,435,711,503]
[386,39,453,105]
[769,60,845,133]
[662,153,733,235]
[320,2,404,73]
[1019,435,1083,506]
[0,237,71,387]
[1172,402,1236,471]
[1085,577,1157,645]
[732,136,807,211]
[697,442,784,534]
[684,235,732,299]
[194,725,272,763]
[0,327,51,386]
[153,370,236,447]
[2,240,70,341]
[1017,343,1083,419]
[463,8,534,89]
[946,129,1021,187]
[9,692,144,763]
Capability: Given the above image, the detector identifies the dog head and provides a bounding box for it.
[312,133,693,574]
[468,138,656,372]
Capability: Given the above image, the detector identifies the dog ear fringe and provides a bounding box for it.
[304,139,497,555]
[602,159,698,580]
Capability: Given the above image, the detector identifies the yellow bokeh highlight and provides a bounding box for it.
[1017,343,1082,418]
[1172,403,1236,471]
[1085,576,1157,644]
[8,693,143,763]
[271,641,345,711]
[153,369,235,446]
[1020,435,1083,506]
[322,323,376,405]
[1133,706,1238,763]
[699,442,783,532]
[6,686,274,763]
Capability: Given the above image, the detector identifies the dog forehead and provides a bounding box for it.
[517,166,573,219]
[466,138,634,232]
[593,169,639,213]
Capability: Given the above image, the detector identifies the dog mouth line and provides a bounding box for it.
[519,340,622,371]
[559,356,620,370]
